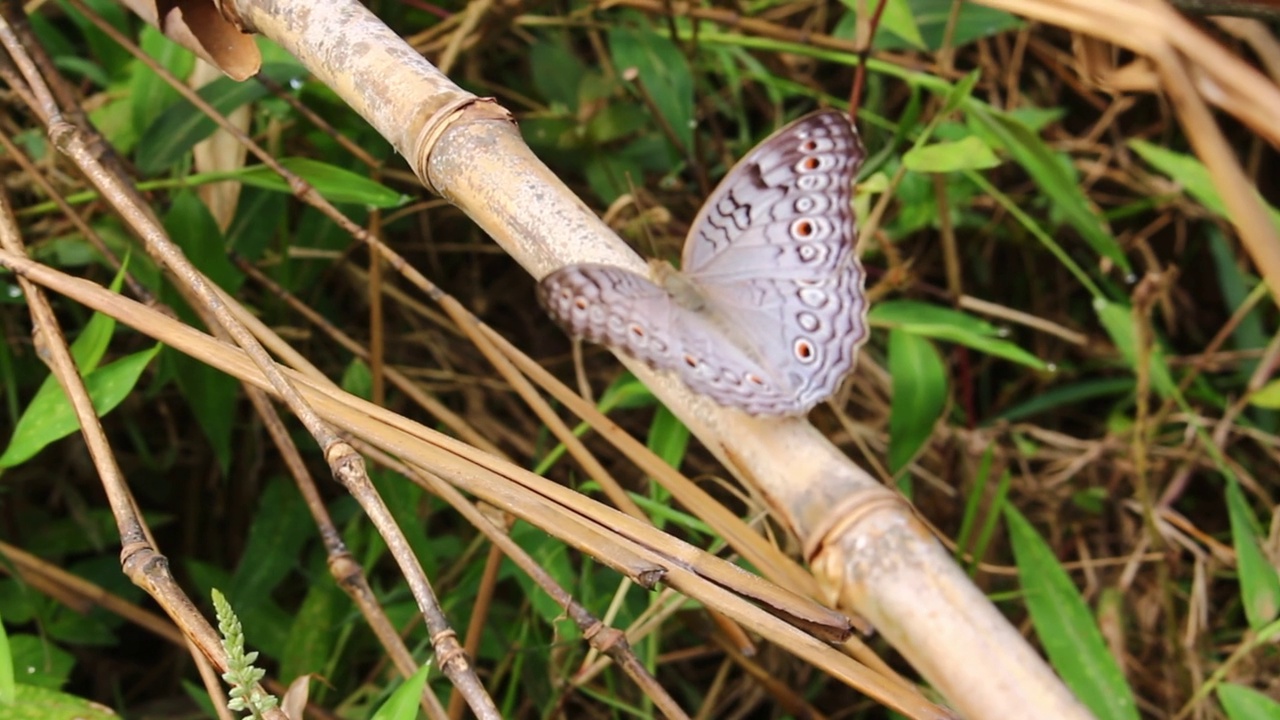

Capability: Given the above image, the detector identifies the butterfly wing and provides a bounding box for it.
[701,267,868,413]
[682,110,864,281]
[681,110,869,411]
[538,264,808,413]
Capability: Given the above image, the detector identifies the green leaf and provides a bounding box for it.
[529,37,586,109]
[599,373,658,412]
[1224,476,1280,630]
[0,607,12,703]
[162,192,238,475]
[370,662,432,720]
[532,373,657,477]
[18,508,146,558]
[53,57,108,88]
[0,683,117,720]
[1130,140,1280,232]
[225,188,287,261]
[1005,507,1140,720]
[279,579,345,686]
[136,62,305,175]
[942,70,982,115]
[871,301,1048,369]
[0,344,162,468]
[165,350,238,477]
[609,27,694,152]
[229,478,312,602]
[887,329,947,475]
[226,478,313,657]
[6,635,76,690]
[1251,379,1280,409]
[847,0,1023,51]
[585,144,646,204]
[510,520,580,638]
[62,260,130,376]
[1093,298,1177,399]
[993,378,1134,424]
[644,406,688,515]
[955,447,1011,575]
[372,468,435,577]
[1207,231,1271,421]
[87,95,139,157]
[904,136,1000,173]
[130,25,196,138]
[647,405,690,471]
[43,604,116,648]
[57,0,132,85]
[878,0,926,49]
[341,358,373,400]
[969,107,1129,274]
[164,191,240,292]
[26,14,77,76]
[870,299,994,333]
[1008,106,1065,133]
[1218,683,1280,720]
[231,158,408,208]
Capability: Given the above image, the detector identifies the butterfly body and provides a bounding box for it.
[538,110,868,415]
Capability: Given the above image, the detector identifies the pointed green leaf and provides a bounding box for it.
[530,38,586,109]
[888,329,947,474]
[231,158,408,208]
[904,135,1000,173]
[1250,379,1280,409]
[162,193,237,475]
[647,405,690,471]
[1130,141,1280,232]
[1218,683,1280,720]
[1093,298,1177,398]
[370,663,432,720]
[609,27,694,152]
[994,378,1134,423]
[65,260,130,375]
[279,580,344,687]
[970,107,1129,273]
[879,0,926,49]
[0,608,12,704]
[841,0,1022,51]
[943,70,982,115]
[1224,476,1280,629]
[871,301,1047,369]
[2,683,117,720]
[130,26,196,137]
[1005,507,1139,720]
[229,478,314,605]
[341,358,374,400]
[6,635,74,691]
[0,344,161,468]
[136,62,306,175]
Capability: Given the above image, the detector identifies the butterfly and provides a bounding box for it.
[538,110,867,415]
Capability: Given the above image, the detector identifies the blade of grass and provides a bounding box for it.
[1005,507,1140,720]
[1224,476,1280,631]
[887,328,947,479]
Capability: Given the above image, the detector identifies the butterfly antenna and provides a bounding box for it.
[849,0,888,121]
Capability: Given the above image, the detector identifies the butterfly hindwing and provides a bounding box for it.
[538,264,808,413]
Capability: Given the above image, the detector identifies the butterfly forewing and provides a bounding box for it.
[684,110,867,412]
[681,110,864,281]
